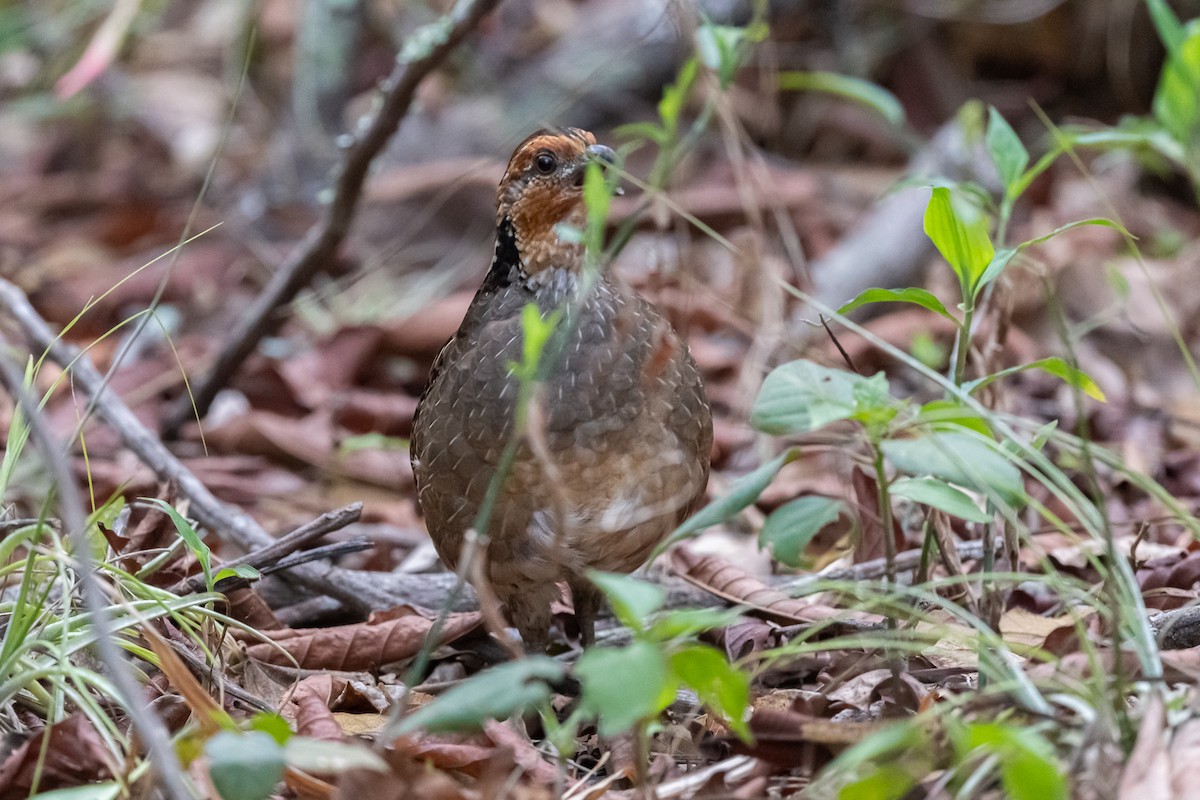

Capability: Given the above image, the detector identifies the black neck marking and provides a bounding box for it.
[480,216,524,294]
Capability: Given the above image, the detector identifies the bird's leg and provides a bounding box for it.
[569,578,603,648]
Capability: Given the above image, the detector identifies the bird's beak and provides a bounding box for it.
[581,144,624,195]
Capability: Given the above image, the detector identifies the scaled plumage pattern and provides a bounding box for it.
[411,128,712,652]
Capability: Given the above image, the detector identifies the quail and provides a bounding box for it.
[410,128,713,652]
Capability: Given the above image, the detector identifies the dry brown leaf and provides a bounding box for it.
[246,606,480,669]
[0,715,114,795]
[294,675,347,742]
[1168,716,1200,799]
[1118,693,1171,800]
[670,547,881,625]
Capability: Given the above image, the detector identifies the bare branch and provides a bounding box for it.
[163,0,503,435]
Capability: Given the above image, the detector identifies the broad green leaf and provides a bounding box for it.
[1152,21,1200,146]
[963,357,1106,402]
[751,361,892,435]
[284,737,387,774]
[758,496,845,567]
[577,641,673,735]
[881,432,1023,504]
[889,477,990,524]
[144,497,212,591]
[215,564,262,584]
[648,607,744,641]
[248,712,292,745]
[837,287,956,323]
[669,644,751,740]
[587,571,665,630]
[660,450,793,548]
[779,71,906,127]
[838,765,917,800]
[394,657,564,734]
[206,730,286,800]
[915,400,992,437]
[962,724,1067,800]
[923,186,995,298]
[986,107,1029,197]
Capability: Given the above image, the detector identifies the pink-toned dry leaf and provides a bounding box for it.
[380,291,474,357]
[482,720,560,785]
[0,715,113,794]
[670,547,881,625]
[280,325,387,409]
[331,388,419,436]
[1168,716,1200,798]
[246,606,480,670]
[293,675,348,741]
[850,466,905,563]
[1117,693,1170,800]
[393,731,497,772]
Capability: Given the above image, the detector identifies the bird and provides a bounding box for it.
[410,127,712,653]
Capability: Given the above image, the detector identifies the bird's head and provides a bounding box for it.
[496,127,617,276]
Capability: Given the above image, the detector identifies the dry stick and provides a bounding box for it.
[162,0,503,436]
[170,502,362,595]
[0,278,393,614]
[0,342,193,800]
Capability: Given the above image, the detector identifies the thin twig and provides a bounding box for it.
[170,502,362,595]
[0,277,391,614]
[163,0,502,435]
[0,339,193,800]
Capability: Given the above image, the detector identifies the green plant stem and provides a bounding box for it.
[952,308,974,386]
[871,443,898,631]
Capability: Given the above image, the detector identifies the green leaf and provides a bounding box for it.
[962,723,1067,800]
[915,400,992,437]
[778,71,906,127]
[577,641,674,735]
[695,23,746,88]
[283,737,388,775]
[751,361,893,435]
[889,477,990,524]
[669,644,751,740]
[215,564,262,584]
[963,357,1106,402]
[648,607,744,641]
[587,571,665,631]
[838,765,917,800]
[837,287,956,323]
[394,657,564,734]
[660,450,793,549]
[658,58,698,135]
[881,432,1024,505]
[923,186,995,299]
[206,730,286,800]
[248,712,293,746]
[976,246,1018,291]
[144,497,212,591]
[1145,0,1185,54]
[1153,21,1200,146]
[986,107,1029,198]
[758,496,845,567]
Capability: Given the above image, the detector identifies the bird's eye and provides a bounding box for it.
[533,152,557,174]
